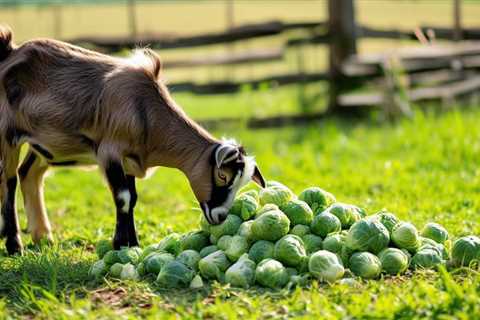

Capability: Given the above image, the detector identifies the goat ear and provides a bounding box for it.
[215,144,239,168]
[252,166,266,188]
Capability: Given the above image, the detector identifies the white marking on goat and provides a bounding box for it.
[117,190,131,214]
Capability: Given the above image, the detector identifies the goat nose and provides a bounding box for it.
[210,207,228,225]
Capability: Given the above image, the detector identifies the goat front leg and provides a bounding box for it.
[0,146,22,255]
[101,156,139,249]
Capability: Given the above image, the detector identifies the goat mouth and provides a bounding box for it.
[200,202,227,225]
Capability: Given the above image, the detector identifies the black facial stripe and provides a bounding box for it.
[48,160,78,166]
[18,152,37,179]
[31,144,54,160]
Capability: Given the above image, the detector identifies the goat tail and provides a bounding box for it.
[0,26,13,62]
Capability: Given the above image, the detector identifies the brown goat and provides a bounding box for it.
[0,27,265,255]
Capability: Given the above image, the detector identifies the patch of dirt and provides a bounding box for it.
[91,287,154,313]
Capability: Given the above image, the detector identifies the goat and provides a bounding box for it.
[0,27,265,255]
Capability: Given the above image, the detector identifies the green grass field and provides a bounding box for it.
[1,101,480,318]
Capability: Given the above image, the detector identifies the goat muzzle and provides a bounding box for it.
[200,202,228,225]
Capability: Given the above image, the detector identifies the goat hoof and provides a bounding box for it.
[6,235,23,255]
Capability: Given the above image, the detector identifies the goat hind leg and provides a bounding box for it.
[19,150,52,244]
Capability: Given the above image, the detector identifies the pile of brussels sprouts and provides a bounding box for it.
[89,181,480,289]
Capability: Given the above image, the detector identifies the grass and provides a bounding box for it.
[1,100,480,318]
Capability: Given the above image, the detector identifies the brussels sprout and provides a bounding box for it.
[285,267,298,277]
[411,247,443,269]
[181,231,210,252]
[225,235,250,262]
[323,233,346,254]
[248,240,275,264]
[109,263,124,278]
[89,259,108,279]
[145,252,175,275]
[349,252,381,279]
[451,236,480,267]
[237,221,255,243]
[280,199,314,226]
[200,215,211,233]
[199,245,219,258]
[274,235,307,268]
[255,259,290,288]
[156,260,195,288]
[198,250,231,280]
[259,186,294,207]
[157,233,182,256]
[103,250,121,266]
[217,235,233,251]
[326,203,364,229]
[255,204,279,218]
[96,240,113,259]
[136,262,146,277]
[190,274,204,289]
[308,250,344,283]
[176,250,201,271]
[311,212,342,237]
[118,247,142,265]
[378,248,409,275]
[419,237,449,260]
[241,189,259,202]
[225,255,256,288]
[209,234,218,245]
[251,209,290,241]
[421,223,449,245]
[139,244,160,262]
[290,225,311,238]
[120,263,139,281]
[266,180,288,188]
[229,194,259,221]
[339,245,355,267]
[302,234,323,254]
[392,222,420,252]
[346,219,390,254]
[209,215,243,240]
[298,187,336,214]
[374,211,399,234]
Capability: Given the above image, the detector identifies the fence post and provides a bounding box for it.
[453,0,462,41]
[127,0,138,39]
[327,0,358,112]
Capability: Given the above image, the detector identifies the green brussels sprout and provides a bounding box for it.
[176,250,201,271]
[229,194,259,221]
[102,250,121,266]
[274,235,307,268]
[145,252,175,275]
[251,209,290,241]
[118,247,142,265]
[96,240,113,259]
[290,224,311,238]
[109,263,124,278]
[120,263,139,281]
[181,231,210,252]
[346,219,390,254]
[198,250,231,280]
[89,259,108,279]
[280,199,313,226]
[323,233,346,254]
[311,212,342,237]
[451,236,480,267]
[157,233,182,256]
[339,245,354,267]
[237,221,255,243]
[308,250,344,283]
[225,235,250,262]
[156,261,195,288]
[421,223,449,245]
[349,252,381,279]
[136,262,146,277]
[392,222,420,252]
[200,215,211,233]
[302,234,323,254]
[258,186,294,207]
[255,204,279,218]
[189,274,204,289]
[139,244,160,262]
[199,245,219,258]
[225,254,256,288]
[217,235,233,251]
[285,267,298,277]
[266,180,288,188]
[298,187,336,214]
[378,248,409,275]
[209,215,243,240]
[255,259,289,288]
[241,189,259,202]
[325,203,364,229]
[374,211,399,234]
[411,247,443,269]
[248,240,275,264]
[419,237,449,260]
[209,234,218,245]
